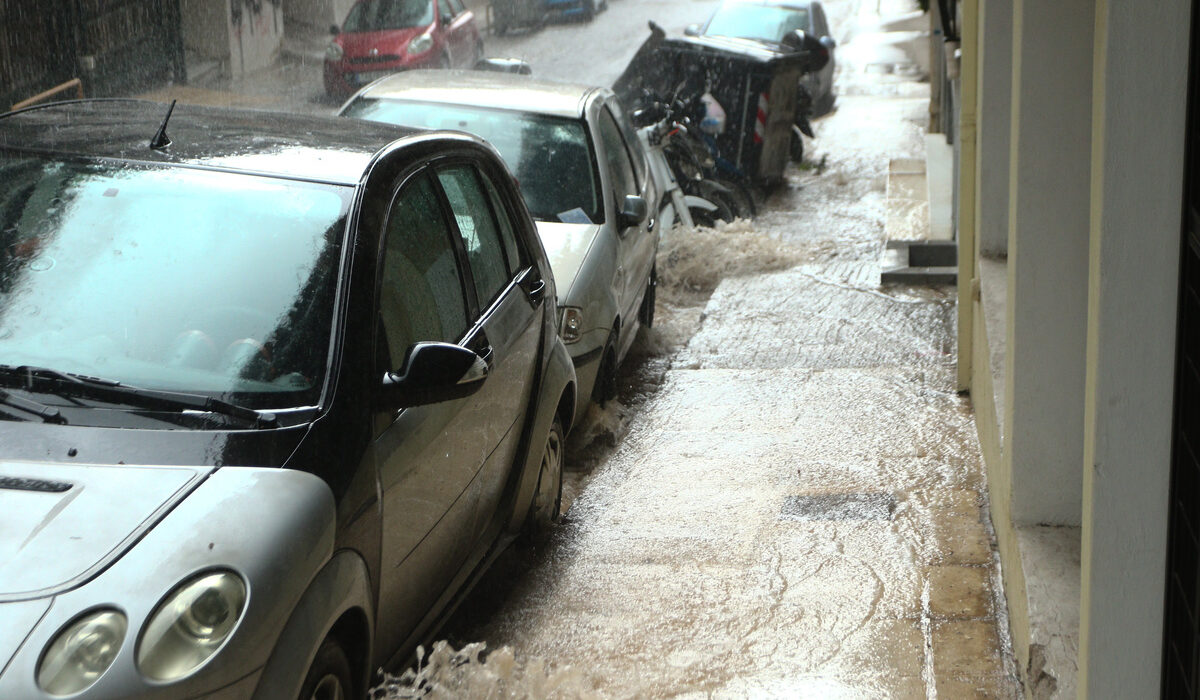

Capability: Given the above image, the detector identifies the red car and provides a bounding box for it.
[324,0,483,98]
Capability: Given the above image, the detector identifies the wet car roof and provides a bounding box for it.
[0,99,425,185]
[353,70,601,119]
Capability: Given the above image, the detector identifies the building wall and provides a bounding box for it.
[1077,0,1188,695]
[285,0,358,31]
[180,0,228,62]
[228,0,285,77]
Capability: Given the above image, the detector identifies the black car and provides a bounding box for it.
[0,100,576,699]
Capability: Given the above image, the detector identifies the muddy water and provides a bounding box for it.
[375,1,1020,696]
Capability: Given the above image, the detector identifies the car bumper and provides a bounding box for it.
[567,339,603,419]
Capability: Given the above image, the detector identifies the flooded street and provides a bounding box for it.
[132,0,1021,695]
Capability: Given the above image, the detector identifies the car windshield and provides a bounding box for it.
[343,0,434,32]
[704,4,810,43]
[343,98,603,224]
[0,155,351,410]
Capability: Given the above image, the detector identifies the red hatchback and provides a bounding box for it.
[324,0,483,98]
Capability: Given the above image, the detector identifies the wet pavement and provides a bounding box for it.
[129,0,1022,695]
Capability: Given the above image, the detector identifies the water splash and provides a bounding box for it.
[372,641,599,700]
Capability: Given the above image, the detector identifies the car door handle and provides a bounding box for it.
[523,278,546,305]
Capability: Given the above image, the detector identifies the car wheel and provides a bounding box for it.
[581,0,595,21]
[639,266,657,329]
[298,638,353,700]
[526,416,564,538]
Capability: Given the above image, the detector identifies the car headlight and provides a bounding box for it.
[37,609,128,696]
[325,42,343,61]
[407,33,433,55]
[137,570,247,682]
[559,307,583,343]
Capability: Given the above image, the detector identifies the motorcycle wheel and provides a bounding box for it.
[715,177,757,219]
[790,127,805,163]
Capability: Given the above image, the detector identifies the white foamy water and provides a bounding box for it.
[372,642,599,700]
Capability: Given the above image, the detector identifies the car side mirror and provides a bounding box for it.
[378,341,488,409]
[330,24,340,35]
[782,29,830,73]
[618,195,648,230]
[441,12,453,24]
[684,23,702,36]
[820,35,837,50]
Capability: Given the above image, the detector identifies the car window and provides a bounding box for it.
[0,156,348,407]
[480,174,525,274]
[606,102,647,188]
[343,0,434,32]
[379,173,470,369]
[436,165,512,308]
[449,0,466,15]
[344,98,602,224]
[704,4,811,43]
[437,0,454,20]
[596,109,638,204]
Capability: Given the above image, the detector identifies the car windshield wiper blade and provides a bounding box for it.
[0,387,68,424]
[0,364,277,428]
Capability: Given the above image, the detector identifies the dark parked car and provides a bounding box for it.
[0,99,575,699]
[324,0,484,98]
[687,0,837,115]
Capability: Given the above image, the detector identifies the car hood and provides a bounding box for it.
[0,461,211,601]
[535,221,602,299]
[340,27,428,58]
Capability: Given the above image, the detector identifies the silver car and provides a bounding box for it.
[341,70,664,419]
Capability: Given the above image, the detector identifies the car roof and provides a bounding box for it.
[0,99,427,186]
[719,0,816,9]
[351,70,603,119]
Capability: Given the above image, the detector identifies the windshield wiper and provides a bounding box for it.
[0,387,67,424]
[0,365,278,428]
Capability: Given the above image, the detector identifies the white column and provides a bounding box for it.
[975,0,1011,257]
[1078,0,1189,695]
[1004,0,1093,526]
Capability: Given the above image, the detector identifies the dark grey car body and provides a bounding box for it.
[0,100,576,699]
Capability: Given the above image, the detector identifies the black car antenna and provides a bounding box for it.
[149,99,177,151]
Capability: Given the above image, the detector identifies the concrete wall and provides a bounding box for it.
[975,0,1010,258]
[1003,0,1092,527]
[285,0,358,31]
[229,0,285,77]
[1077,0,1189,695]
[180,0,228,61]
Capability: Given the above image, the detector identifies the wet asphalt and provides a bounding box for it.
[142,0,1023,695]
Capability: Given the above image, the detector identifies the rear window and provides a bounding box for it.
[343,98,603,225]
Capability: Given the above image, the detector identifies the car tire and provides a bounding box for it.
[639,266,657,329]
[298,637,353,700]
[526,416,564,539]
[581,0,595,21]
